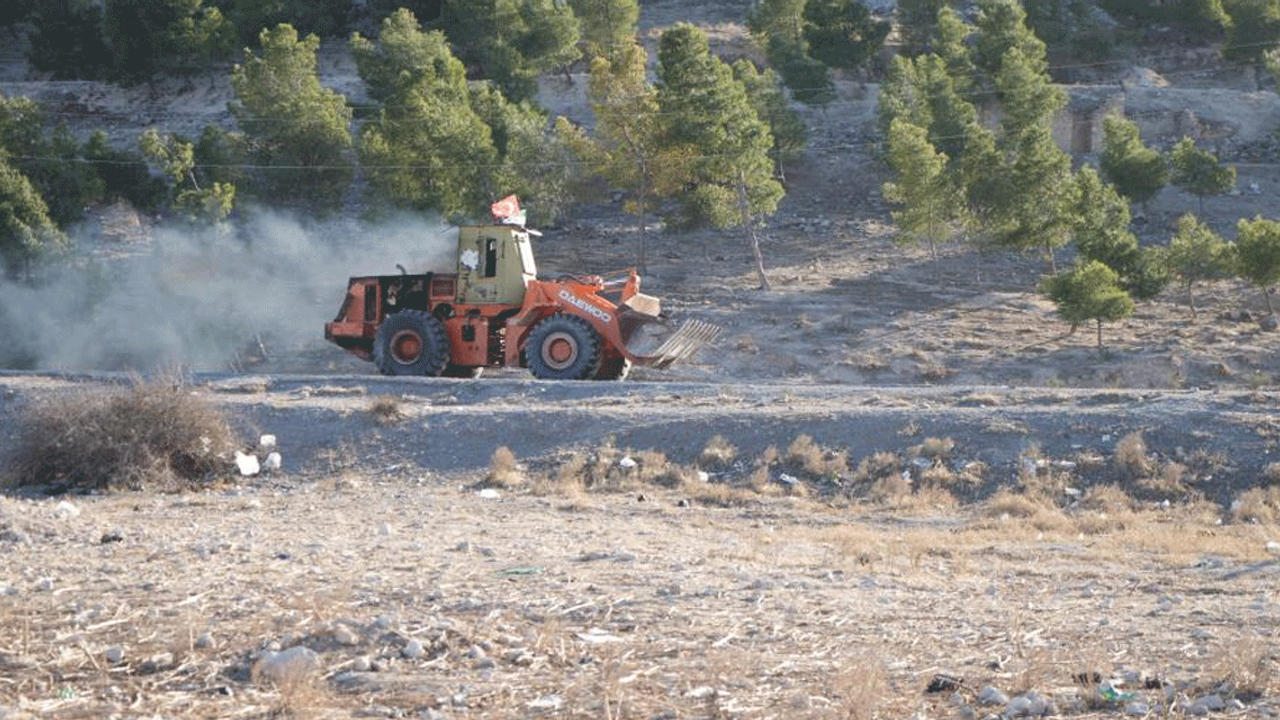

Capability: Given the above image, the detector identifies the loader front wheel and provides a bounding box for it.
[374,310,450,376]
[527,314,602,380]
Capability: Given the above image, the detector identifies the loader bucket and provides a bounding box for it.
[622,316,723,369]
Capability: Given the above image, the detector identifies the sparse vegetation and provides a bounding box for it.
[9,377,237,492]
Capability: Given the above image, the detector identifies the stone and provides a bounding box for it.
[104,646,124,664]
[403,639,425,659]
[334,626,359,646]
[254,646,320,687]
[977,686,1008,706]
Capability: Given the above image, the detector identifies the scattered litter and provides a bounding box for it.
[477,488,501,499]
[618,456,637,469]
[528,694,563,710]
[263,452,282,472]
[234,451,260,477]
[497,566,543,576]
[575,628,623,643]
[926,673,962,693]
[777,473,798,486]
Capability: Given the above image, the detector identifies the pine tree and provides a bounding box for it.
[104,0,234,80]
[1234,215,1280,315]
[567,0,639,59]
[1040,260,1135,352]
[1222,0,1280,66]
[469,84,575,224]
[882,117,958,267]
[441,0,580,102]
[897,0,952,56]
[746,0,807,49]
[231,24,353,212]
[1169,137,1236,215]
[1071,166,1168,299]
[139,129,235,226]
[1166,213,1233,318]
[559,42,681,270]
[801,0,890,74]
[733,58,807,180]
[0,153,66,280]
[1099,114,1167,210]
[657,23,784,289]
[747,0,835,106]
[935,6,977,91]
[351,10,496,217]
[974,0,1049,86]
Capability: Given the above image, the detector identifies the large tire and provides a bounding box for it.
[593,356,632,381]
[526,314,602,380]
[373,310,450,376]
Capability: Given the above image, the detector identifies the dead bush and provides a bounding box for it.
[367,395,404,425]
[1231,487,1280,524]
[1113,431,1156,480]
[785,434,849,480]
[483,446,525,489]
[698,435,738,471]
[11,378,237,492]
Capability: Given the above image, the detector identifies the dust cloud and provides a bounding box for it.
[0,210,459,372]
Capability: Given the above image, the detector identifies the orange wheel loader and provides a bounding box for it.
[324,204,720,380]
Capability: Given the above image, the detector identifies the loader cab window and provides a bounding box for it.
[484,237,498,278]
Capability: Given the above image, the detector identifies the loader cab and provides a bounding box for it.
[456,224,538,305]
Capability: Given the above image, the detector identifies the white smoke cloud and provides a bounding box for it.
[0,209,460,373]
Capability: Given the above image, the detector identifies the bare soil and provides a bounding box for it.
[5,2,1280,718]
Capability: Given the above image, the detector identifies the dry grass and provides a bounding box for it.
[367,395,404,425]
[1113,431,1156,480]
[1231,486,1280,523]
[8,377,238,492]
[784,434,849,480]
[482,446,525,489]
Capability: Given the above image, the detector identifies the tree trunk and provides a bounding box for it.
[1186,280,1197,320]
[1095,319,1104,354]
[636,176,649,275]
[737,170,770,291]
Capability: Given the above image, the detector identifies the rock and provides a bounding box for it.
[978,686,1008,706]
[403,639,425,659]
[334,626,359,646]
[1260,316,1278,332]
[1004,696,1033,717]
[259,434,277,450]
[352,655,372,672]
[263,452,282,472]
[104,646,124,664]
[254,646,320,687]
[1125,700,1150,715]
[55,501,80,518]
[1189,694,1225,714]
[195,632,215,649]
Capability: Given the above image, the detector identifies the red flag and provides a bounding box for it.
[490,195,520,221]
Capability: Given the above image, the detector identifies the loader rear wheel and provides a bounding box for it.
[374,310,450,376]
[526,314,602,380]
